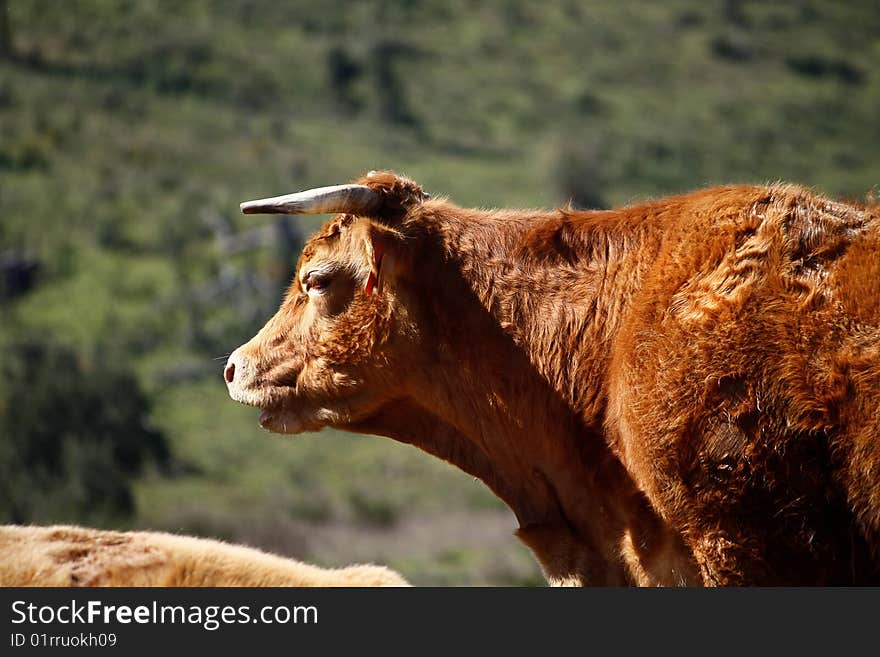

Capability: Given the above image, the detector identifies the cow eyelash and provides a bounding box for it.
[302,270,332,293]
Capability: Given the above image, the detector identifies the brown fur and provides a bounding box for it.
[227,171,880,585]
[0,525,409,586]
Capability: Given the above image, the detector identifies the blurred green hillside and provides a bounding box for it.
[1,0,878,585]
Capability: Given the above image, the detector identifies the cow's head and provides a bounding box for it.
[224,171,431,435]
[225,172,650,586]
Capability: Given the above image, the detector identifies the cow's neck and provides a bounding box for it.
[422,202,658,420]
[382,203,683,585]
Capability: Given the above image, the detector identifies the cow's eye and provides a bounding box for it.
[303,270,331,294]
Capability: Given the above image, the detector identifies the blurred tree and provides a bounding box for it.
[0,251,39,301]
[326,45,363,114]
[0,0,12,59]
[555,139,608,210]
[787,55,865,85]
[370,38,419,127]
[0,341,170,524]
[721,0,748,27]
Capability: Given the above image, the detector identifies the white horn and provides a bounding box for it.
[240,184,381,215]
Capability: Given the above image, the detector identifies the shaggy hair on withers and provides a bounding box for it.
[227,170,880,586]
[0,525,409,586]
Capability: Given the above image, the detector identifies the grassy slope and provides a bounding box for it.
[1,0,878,584]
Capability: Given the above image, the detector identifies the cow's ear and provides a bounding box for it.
[363,222,404,297]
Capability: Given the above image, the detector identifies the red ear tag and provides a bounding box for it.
[364,239,385,296]
[364,271,377,296]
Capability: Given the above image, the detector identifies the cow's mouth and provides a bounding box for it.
[227,384,284,413]
[228,374,365,435]
[256,403,340,435]
[225,382,313,434]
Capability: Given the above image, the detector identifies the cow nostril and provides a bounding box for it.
[224,362,236,384]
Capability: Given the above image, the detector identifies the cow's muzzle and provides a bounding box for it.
[224,347,265,407]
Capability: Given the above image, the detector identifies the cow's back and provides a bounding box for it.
[0,525,410,586]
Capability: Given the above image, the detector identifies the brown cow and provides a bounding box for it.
[0,525,409,586]
[226,171,880,586]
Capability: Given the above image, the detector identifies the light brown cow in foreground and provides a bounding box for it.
[226,171,880,586]
[0,525,409,586]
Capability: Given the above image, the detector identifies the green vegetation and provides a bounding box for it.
[0,0,877,585]
[0,340,168,524]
